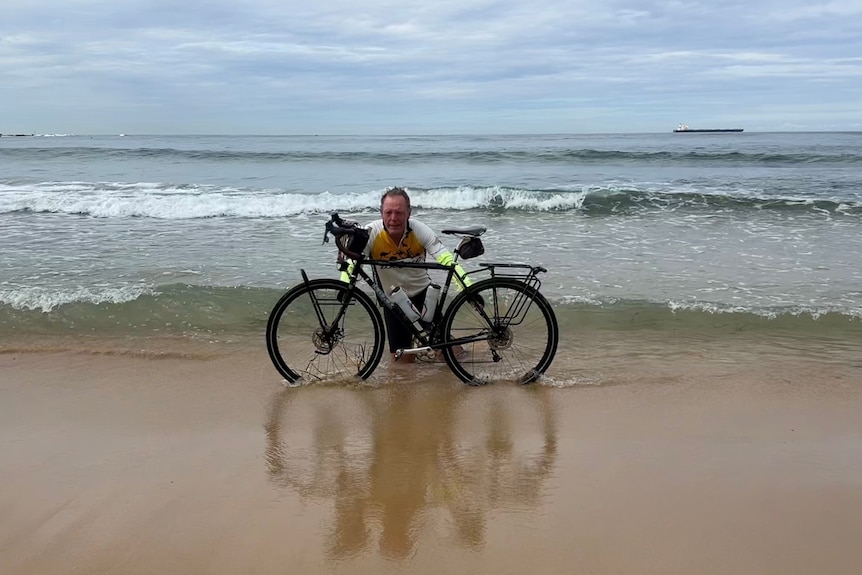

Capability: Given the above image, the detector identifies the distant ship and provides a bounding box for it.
[674,124,743,133]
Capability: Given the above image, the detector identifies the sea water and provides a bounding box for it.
[2,132,861,350]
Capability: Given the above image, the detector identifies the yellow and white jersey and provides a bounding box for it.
[361,218,450,297]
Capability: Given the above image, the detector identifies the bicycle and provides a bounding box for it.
[265,213,559,385]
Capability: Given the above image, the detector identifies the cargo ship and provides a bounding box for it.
[673,124,743,133]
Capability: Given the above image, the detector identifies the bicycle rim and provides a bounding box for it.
[266,279,385,383]
[441,278,558,385]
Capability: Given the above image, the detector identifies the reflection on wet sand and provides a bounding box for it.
[264,382,557,561]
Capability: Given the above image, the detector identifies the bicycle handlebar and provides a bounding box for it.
[323,212,361,244]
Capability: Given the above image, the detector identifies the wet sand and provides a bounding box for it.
[2,338,862,575]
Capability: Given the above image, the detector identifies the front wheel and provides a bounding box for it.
[266,279,385,383]
[441,278,559,385]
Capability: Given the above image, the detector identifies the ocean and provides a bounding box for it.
[2,132,861,372]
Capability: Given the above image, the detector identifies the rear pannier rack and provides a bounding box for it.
[470,262,546,292]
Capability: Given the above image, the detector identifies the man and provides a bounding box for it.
[342,187,471,362]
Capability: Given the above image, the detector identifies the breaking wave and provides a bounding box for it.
[2,182,860,219]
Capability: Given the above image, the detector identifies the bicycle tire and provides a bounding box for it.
[266,279,385,383]
[441,277,558,385]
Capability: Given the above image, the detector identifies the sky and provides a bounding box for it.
[2,0,862,135]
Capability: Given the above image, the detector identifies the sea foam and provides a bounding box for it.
[1,181,859,220]
[0,284,154,312]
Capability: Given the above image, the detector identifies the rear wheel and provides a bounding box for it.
[441,278,558,385]
[266,279,385,383]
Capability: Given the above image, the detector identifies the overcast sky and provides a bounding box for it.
[3,0,862,135]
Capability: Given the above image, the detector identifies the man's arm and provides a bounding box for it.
[412,219,473,290]
[433,249,472,290]
[339,261,354,283]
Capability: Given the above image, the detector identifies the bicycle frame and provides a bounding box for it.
[299,255,547,359]
[312,257,458,351]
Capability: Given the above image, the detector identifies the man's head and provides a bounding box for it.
[380,187,411,239]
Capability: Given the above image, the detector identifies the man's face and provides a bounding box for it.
[382,195,410,239]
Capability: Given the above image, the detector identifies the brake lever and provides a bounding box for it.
[322,212,343,245]
[322,222,332,245]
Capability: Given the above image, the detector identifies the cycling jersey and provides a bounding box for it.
[366,218,449,296]
[340,218,470,296]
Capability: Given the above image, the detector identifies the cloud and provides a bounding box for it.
[2,0,862,134]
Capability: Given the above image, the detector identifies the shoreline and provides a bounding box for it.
[2,325,859,385]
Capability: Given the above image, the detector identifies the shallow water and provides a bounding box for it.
[3,132,862,345]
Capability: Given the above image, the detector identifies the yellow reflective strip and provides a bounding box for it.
[435,251,472,289]
[339,260,354,283]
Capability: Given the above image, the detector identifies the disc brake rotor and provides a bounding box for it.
[312,327,340,353]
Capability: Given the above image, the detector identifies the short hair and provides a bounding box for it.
[380,186,411,211]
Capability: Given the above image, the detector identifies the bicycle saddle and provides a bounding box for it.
[441,226,486,237]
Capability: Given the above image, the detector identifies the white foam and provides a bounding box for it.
[0,182,592,219]
[0,284,153,312]
[665,299,862,320]
[411,186,588,211]
[0,182,358,219]
[6,181,850,220]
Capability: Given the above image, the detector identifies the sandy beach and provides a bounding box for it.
[2,335,862,575]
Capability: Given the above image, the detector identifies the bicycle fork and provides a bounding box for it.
[300,269,348,355]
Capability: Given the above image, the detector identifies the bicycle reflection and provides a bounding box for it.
[264,382,557,560]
